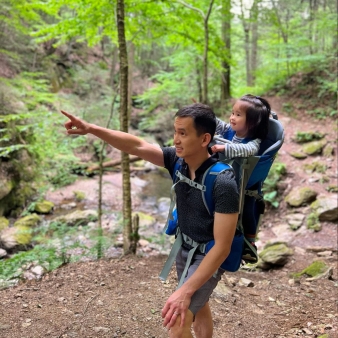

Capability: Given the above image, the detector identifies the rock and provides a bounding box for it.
[0,177,13,200]
[290,151,307,159]
[53,209,98,226]
[132,212,156,228]
[238,278,254,287]
[302,140,327,155]
[292,260,331,280]
[0,248,7,258]
[310,196,338,221]
[14,213,41,228]
[34,200,54,214]
[0,225,32,249]
[259,242,293,267]
[0,217,9,231]
[285,213,305,230]
[285,187,318,207]
[323,143,335,157]
[73,191,86,202]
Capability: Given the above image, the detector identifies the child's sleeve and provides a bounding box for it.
[215,118,230,137]
[223,139,261,158]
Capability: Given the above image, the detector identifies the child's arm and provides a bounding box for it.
[211,139,260,157]
[223,139,261,158]
[215,118,230,136]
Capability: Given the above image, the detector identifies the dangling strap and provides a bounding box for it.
[159,230,183,281]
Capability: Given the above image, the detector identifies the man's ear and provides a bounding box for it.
[201,133,212,147]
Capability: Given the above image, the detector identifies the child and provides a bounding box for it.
[211,94,271,262]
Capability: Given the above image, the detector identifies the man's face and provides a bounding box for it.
[173,117,207,159]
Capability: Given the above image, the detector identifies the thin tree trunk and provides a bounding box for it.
[220,0,231,106]
[97,91,119,259]
[240,0,251,86]
[177,0,214,104]
[117,0,133,254]
[250,0,260,86]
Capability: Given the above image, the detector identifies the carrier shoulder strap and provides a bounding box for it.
[172,158,232,214]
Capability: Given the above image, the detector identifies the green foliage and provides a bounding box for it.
[0,246,66,282]
[262,161,286,208]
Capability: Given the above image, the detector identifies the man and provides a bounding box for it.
[61,103,239,338]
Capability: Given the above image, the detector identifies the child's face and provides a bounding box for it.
[230,101,251,137]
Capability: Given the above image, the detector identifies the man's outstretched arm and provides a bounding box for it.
[61,110,165,167]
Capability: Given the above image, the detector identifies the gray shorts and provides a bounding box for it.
[176,247,225,315]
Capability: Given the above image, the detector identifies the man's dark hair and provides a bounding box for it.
[175,103,216,140]
[239,94,271,140]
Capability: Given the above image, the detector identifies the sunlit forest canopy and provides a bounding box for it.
[0,0,336,194]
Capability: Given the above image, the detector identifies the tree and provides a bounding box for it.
[117,0,135,254]
[177,0,215,104]
[220,0,232,104]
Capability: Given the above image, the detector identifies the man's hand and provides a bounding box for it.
[61,110,91,135]
[161,288,191,329]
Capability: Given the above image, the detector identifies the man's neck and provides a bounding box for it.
[184,152,211,180]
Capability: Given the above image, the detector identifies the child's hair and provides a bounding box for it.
[239,94,271,140]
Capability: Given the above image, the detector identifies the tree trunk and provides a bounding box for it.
[249,0,260,86]
[116,0,133,254]
[202,0,214,105]
[220,0,231,106]
[240,0,252,87]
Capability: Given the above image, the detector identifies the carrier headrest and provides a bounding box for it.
[258,117,285,156]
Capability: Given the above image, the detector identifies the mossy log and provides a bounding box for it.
[87,155,142,172]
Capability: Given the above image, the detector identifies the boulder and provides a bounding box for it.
[0,177,13,200]
[302,140,327,155]
[258,242,293,267]
[0,217,9,231]
[285,187,318,207]
[311,196,338,221]
[0,225,32,249]
[53,209,98,226]
[34,200,54,214]
[14,213,41,228]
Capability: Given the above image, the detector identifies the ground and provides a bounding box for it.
[0,96,337,338]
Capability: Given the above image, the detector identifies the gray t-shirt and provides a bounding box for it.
[162,147,239,243]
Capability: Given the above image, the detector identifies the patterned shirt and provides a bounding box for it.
[215,118,261,158]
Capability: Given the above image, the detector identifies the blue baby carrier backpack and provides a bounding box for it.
[213,112,285,262]
[159,113,284,285]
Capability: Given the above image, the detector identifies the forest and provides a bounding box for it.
[0,1,337,337]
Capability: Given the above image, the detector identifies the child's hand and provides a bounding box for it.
[210,144,225,153]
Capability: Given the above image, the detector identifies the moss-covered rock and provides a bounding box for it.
[14,213,41,228]
[14,225,32,245]
[53,209,98,226]
[289,151,307,159]
[132,211,156,228]
[293,131,325,143]
[302,140,327,155]
[0,177,14,200]
[292,261,328,278]
[306,212,322,231]
[285,186,318,207]
[311,197,338,221]
[303,161,327,174]
[0,216,9,231]
[73,191,86,202]
[34,200,54,214]
[323,143,334,157]
[258,242,293,267]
